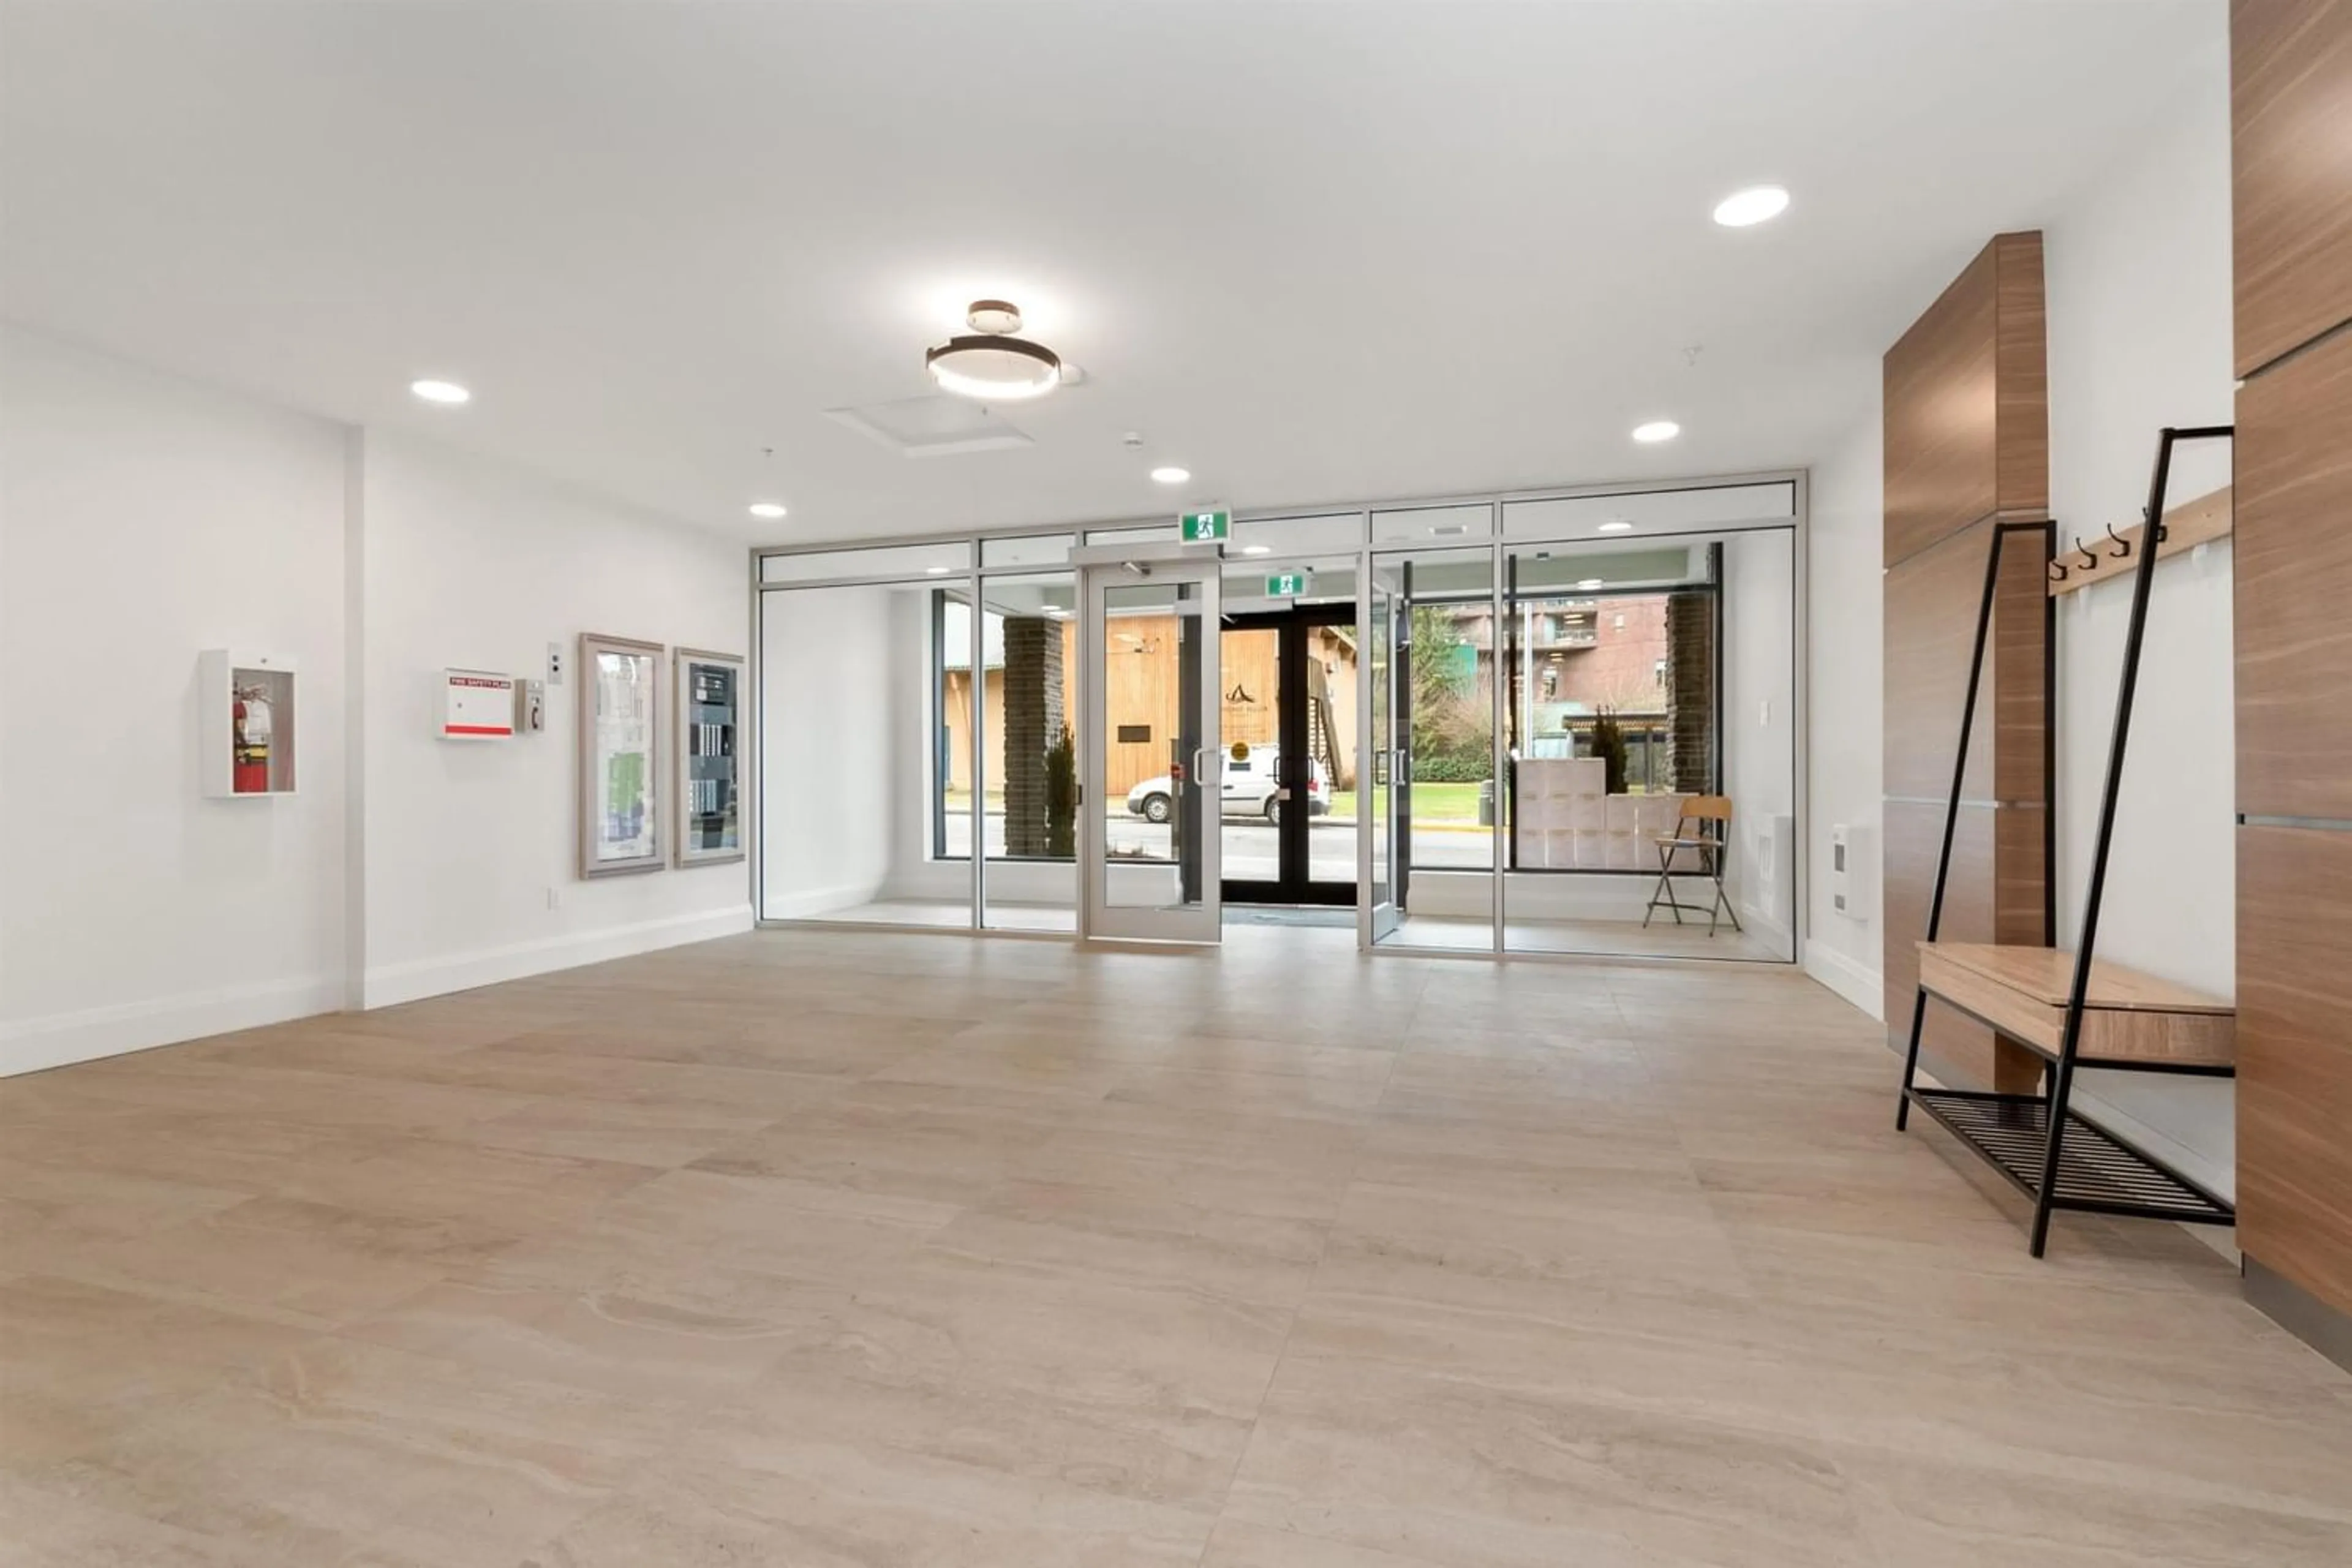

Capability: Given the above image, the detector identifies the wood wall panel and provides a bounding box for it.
[1884,529,1996,802]
[2237,824,2352,1313]
[1883,799,2043,1093]
[1881,231,2049,1099]
[1883,233,2049,568]
[1992,232,2051,521]
[1885,245,1999,567]
[2237,326,2352,820]
[2233,0,2352,377]
[1989,529,2051,807]
[1883,519,2049,803]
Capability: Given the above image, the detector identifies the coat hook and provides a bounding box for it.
[2048,557,2070,583]
[2105,523,2132,559]
[2075,537,2098,570]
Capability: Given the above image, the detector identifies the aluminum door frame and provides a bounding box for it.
[1077,546,1224,943]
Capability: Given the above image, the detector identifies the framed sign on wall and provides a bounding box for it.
[578,633,665,877]
[673,647,745,867]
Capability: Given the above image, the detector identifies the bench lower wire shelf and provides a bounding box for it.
[1894,426,2238,1256]
[1905,941,2235,1231]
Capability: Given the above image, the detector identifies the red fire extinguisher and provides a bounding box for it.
[232,685,273,794]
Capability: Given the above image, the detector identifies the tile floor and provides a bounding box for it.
[2,927,2347,1566]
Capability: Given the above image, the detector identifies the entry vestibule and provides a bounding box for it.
[752,478,1801,962]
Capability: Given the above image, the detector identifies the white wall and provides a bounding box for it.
[2042,34,2236,1196]
[0,331,756,1068]
[758,583,892,919]
[0,329,351,1072]
[358,433,752,1005]
[1803,401,1887,1017]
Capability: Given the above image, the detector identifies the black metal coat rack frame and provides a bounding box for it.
[1896,426,2238,1257]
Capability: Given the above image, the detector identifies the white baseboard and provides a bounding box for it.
[1,973,346,1077]
[1803,940,1883,1021]
[361,904,755,1009]
[758,882,888,922]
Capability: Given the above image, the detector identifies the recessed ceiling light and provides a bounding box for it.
[1241,545,1271,557]
[1150,466,1191,485]
[748,502,787,519]
[1632,420,1681,443]
[1713,185,1790,227]
[1577,578,1605,591]
[1597,521,1635,534]
[410,379,470,405]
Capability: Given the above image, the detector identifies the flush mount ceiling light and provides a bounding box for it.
[410,378,470,405]
[748,502,787,519]
[1597,521,1635,534]
[924,565,952,575]
[1241,545,1271,557]
[1632,420,1681,443]
[926,300,1063,401]
[1713,184,1790,227]
[1150,466,1191,484]
[1577,578,1605,591]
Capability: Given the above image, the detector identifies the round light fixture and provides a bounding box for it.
[1713,185,1790,227]
[1632,420,1681,443]
[1597,520,1635,534]
[410,379,470,405]
[926,299,1063,401]
[1150,466,1191,485]
[748,502,787,520]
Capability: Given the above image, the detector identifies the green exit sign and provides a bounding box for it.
[1180,510,1230,542]
[1266,570,1310,598]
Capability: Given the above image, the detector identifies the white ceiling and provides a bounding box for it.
[0,1,2217,543]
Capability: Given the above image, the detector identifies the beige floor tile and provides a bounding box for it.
[1224,1352,1872,1568]
[0,1273,296,1466]
[50,1194,527,1330]
[4,925,2346,1567]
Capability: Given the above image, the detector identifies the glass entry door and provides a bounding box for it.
[1079,552,1223,943]
[1220,605,1357,906]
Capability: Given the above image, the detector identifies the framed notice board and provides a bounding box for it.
[579,632,665,877]
[674,647,745,867]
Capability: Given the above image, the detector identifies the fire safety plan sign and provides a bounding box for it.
[442,669,518,738]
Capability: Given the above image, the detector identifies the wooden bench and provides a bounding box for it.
[1917,942,2234,1071]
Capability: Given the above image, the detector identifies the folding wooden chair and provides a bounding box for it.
[1642,796,1741,936]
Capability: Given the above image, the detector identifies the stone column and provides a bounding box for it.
[1001,616,1063,856]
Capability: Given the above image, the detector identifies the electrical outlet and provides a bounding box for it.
[547,642,565,685]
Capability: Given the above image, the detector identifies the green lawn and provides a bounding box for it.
[1327,780,1486,824]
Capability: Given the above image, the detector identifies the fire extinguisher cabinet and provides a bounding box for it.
[198,650,297,797]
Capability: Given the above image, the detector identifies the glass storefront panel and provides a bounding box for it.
[1371,545,1495,949]
[973,570,1078,932]
[1498,529,1795,960]
[760,540,973,585]
[758,581,974,928]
